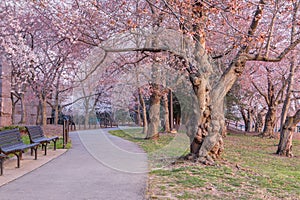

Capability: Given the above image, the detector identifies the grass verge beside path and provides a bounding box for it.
[109,129,300,200]
[109,129,177,153]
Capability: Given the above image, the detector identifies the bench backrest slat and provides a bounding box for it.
[0,129,23,149]
[26,126,45,141]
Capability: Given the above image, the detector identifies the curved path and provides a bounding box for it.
[0,128,148,200]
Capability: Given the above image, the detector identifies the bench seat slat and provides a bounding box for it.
[1,143,39,153]
[31,136,59,143]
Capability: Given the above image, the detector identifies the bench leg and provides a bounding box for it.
[53,140,57,151]
[43,143,48,155]
[15,152,21,168]
[34,147,38,160]
[0,158,3,175]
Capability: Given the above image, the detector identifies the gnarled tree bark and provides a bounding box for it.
[276,109,300,157]
[186,0,265,164]
[278,1,299,154]
[146,82,161,139]
[263,106,277,138]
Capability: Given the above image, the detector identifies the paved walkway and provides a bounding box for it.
[0,128,148,200]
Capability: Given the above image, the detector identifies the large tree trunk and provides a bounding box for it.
[162,92,170,133]
[11,94,18,124]
[19,94,26,124]
[169,89,174,131]
[138,88,148,134]
[84,108,89,129]
[41,97,47,126]
[145,84,161,139]
[277,60,296,151]
[279,1,298,131]
[244,117,250,132]
[54,105,59,125]
[184,44,226,164]
[262,107,276,137]
[136,98,141,126]
[145,4,162,139]
[189,91,225,164]
[11,103,15,124]
[240,108,253,132]
[276,109,300,157]
[186,6,264,163]
[255,112,264,133]
[54,93,59,125]
[36,102,42,125]
[248,109,255,132]
[186,31,254,164]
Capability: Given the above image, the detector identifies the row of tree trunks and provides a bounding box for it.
[137,84,175,136]
[11,89,62,126]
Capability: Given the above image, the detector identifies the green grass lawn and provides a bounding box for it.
[109,129,300,200]
[109,128,190,168]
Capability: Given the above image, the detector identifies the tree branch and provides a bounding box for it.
[103,46,170,53]
[275,75,288,103]
[252,81,269,105]
[61,92,101,108]
[246,37,300,62]
[211,44,235,59]
[215,0,265,98]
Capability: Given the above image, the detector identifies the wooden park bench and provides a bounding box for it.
[0,153,7,175]
[26,126,59,156]
[0,129,39,169]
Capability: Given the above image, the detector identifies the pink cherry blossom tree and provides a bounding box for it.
[26,0,300,163]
